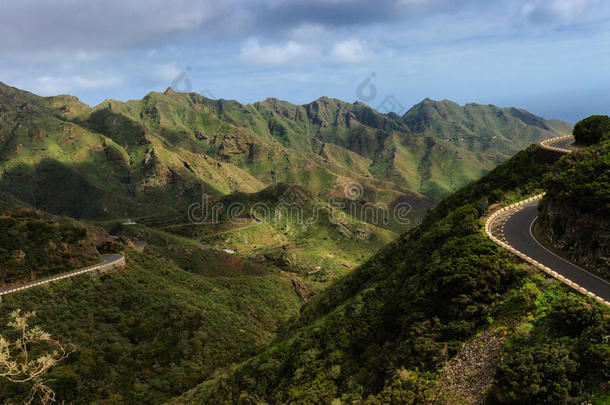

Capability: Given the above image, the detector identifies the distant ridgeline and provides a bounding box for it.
[0,82,571,222]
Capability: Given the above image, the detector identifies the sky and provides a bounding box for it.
[1,0,610,123]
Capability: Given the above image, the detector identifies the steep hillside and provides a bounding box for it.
[174,144,610,404]
[402,99,572,151]
[0,201,108,287]
[160,183,402,291]
[0,83,266,218]
[536,134,610,279]
[248,96,572,199]
[0,82,570,224]
[0,199,303,404]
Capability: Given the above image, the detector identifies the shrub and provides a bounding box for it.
[489,343,579,404]
[546,295,602,337]
[573,115,610,145]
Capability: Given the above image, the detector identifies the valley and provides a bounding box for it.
[3,2,610,404]
[2,83,609,405]
[0,82,571,287]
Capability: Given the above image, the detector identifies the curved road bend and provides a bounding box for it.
[487,135,610,305]
[489,200,610,303]
[0,253,125,296]
[540,135,578,153]
[549,138,577,152]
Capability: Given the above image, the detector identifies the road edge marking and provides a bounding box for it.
[539,135,574,154]
[0,255,125,297]
[529,217,610,287]
[484,194,610,308]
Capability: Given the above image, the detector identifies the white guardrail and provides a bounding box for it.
[0,255,125,296]
[484,195,610,307]
[539,135,574,154]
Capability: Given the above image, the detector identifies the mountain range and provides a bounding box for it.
[0,82,571,222]
[1,81,608,404]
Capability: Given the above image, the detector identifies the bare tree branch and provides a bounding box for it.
[0,309,70,404]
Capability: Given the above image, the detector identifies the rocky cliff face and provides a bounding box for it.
[536,140,610,279]
[537,198,610,278]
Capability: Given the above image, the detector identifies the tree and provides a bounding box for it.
[573,115,610,145]
[0,309,69,404]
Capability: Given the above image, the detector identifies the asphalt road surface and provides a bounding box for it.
[545,137,578,152]
[491,200,610,302]
[0,253,124,296]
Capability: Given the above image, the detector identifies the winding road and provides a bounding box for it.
[485,136,610,306]
[0,253,125,296]
[539,135,578,153]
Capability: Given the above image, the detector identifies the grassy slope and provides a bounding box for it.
[160,183,399,292]
[0,83,178,218]
[0,82,570,224]
[0,83,565,284]
[173,144,610,404]
[249,96,572,200]
[0,207,303,404]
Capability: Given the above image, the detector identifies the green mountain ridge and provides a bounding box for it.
[0,82,570,222]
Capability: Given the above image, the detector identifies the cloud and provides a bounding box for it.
[0,0,484,63]
[290,23,327,40]
[33,75,123,96]
[521,0,593,24]
[239,37,387,67]
[0,0,234,61]
[252,0,475,31]
[240,39,320,66]
[0,1,605,62]
[328,39,371,65]
[148,63,183,82]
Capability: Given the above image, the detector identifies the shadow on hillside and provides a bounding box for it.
[0,158,111,219]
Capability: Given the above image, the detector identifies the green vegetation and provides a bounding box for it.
[537,139,610,278]
[489,287,610,404]
[0,202,103,286]
[174,141,609,404]
[159,183,398,291]
[0,82,569,224]
[573,115,610,145]
[543,140,609,215]
[3,82,604,404]
[0,201,303,404]
[180,205,521,404]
